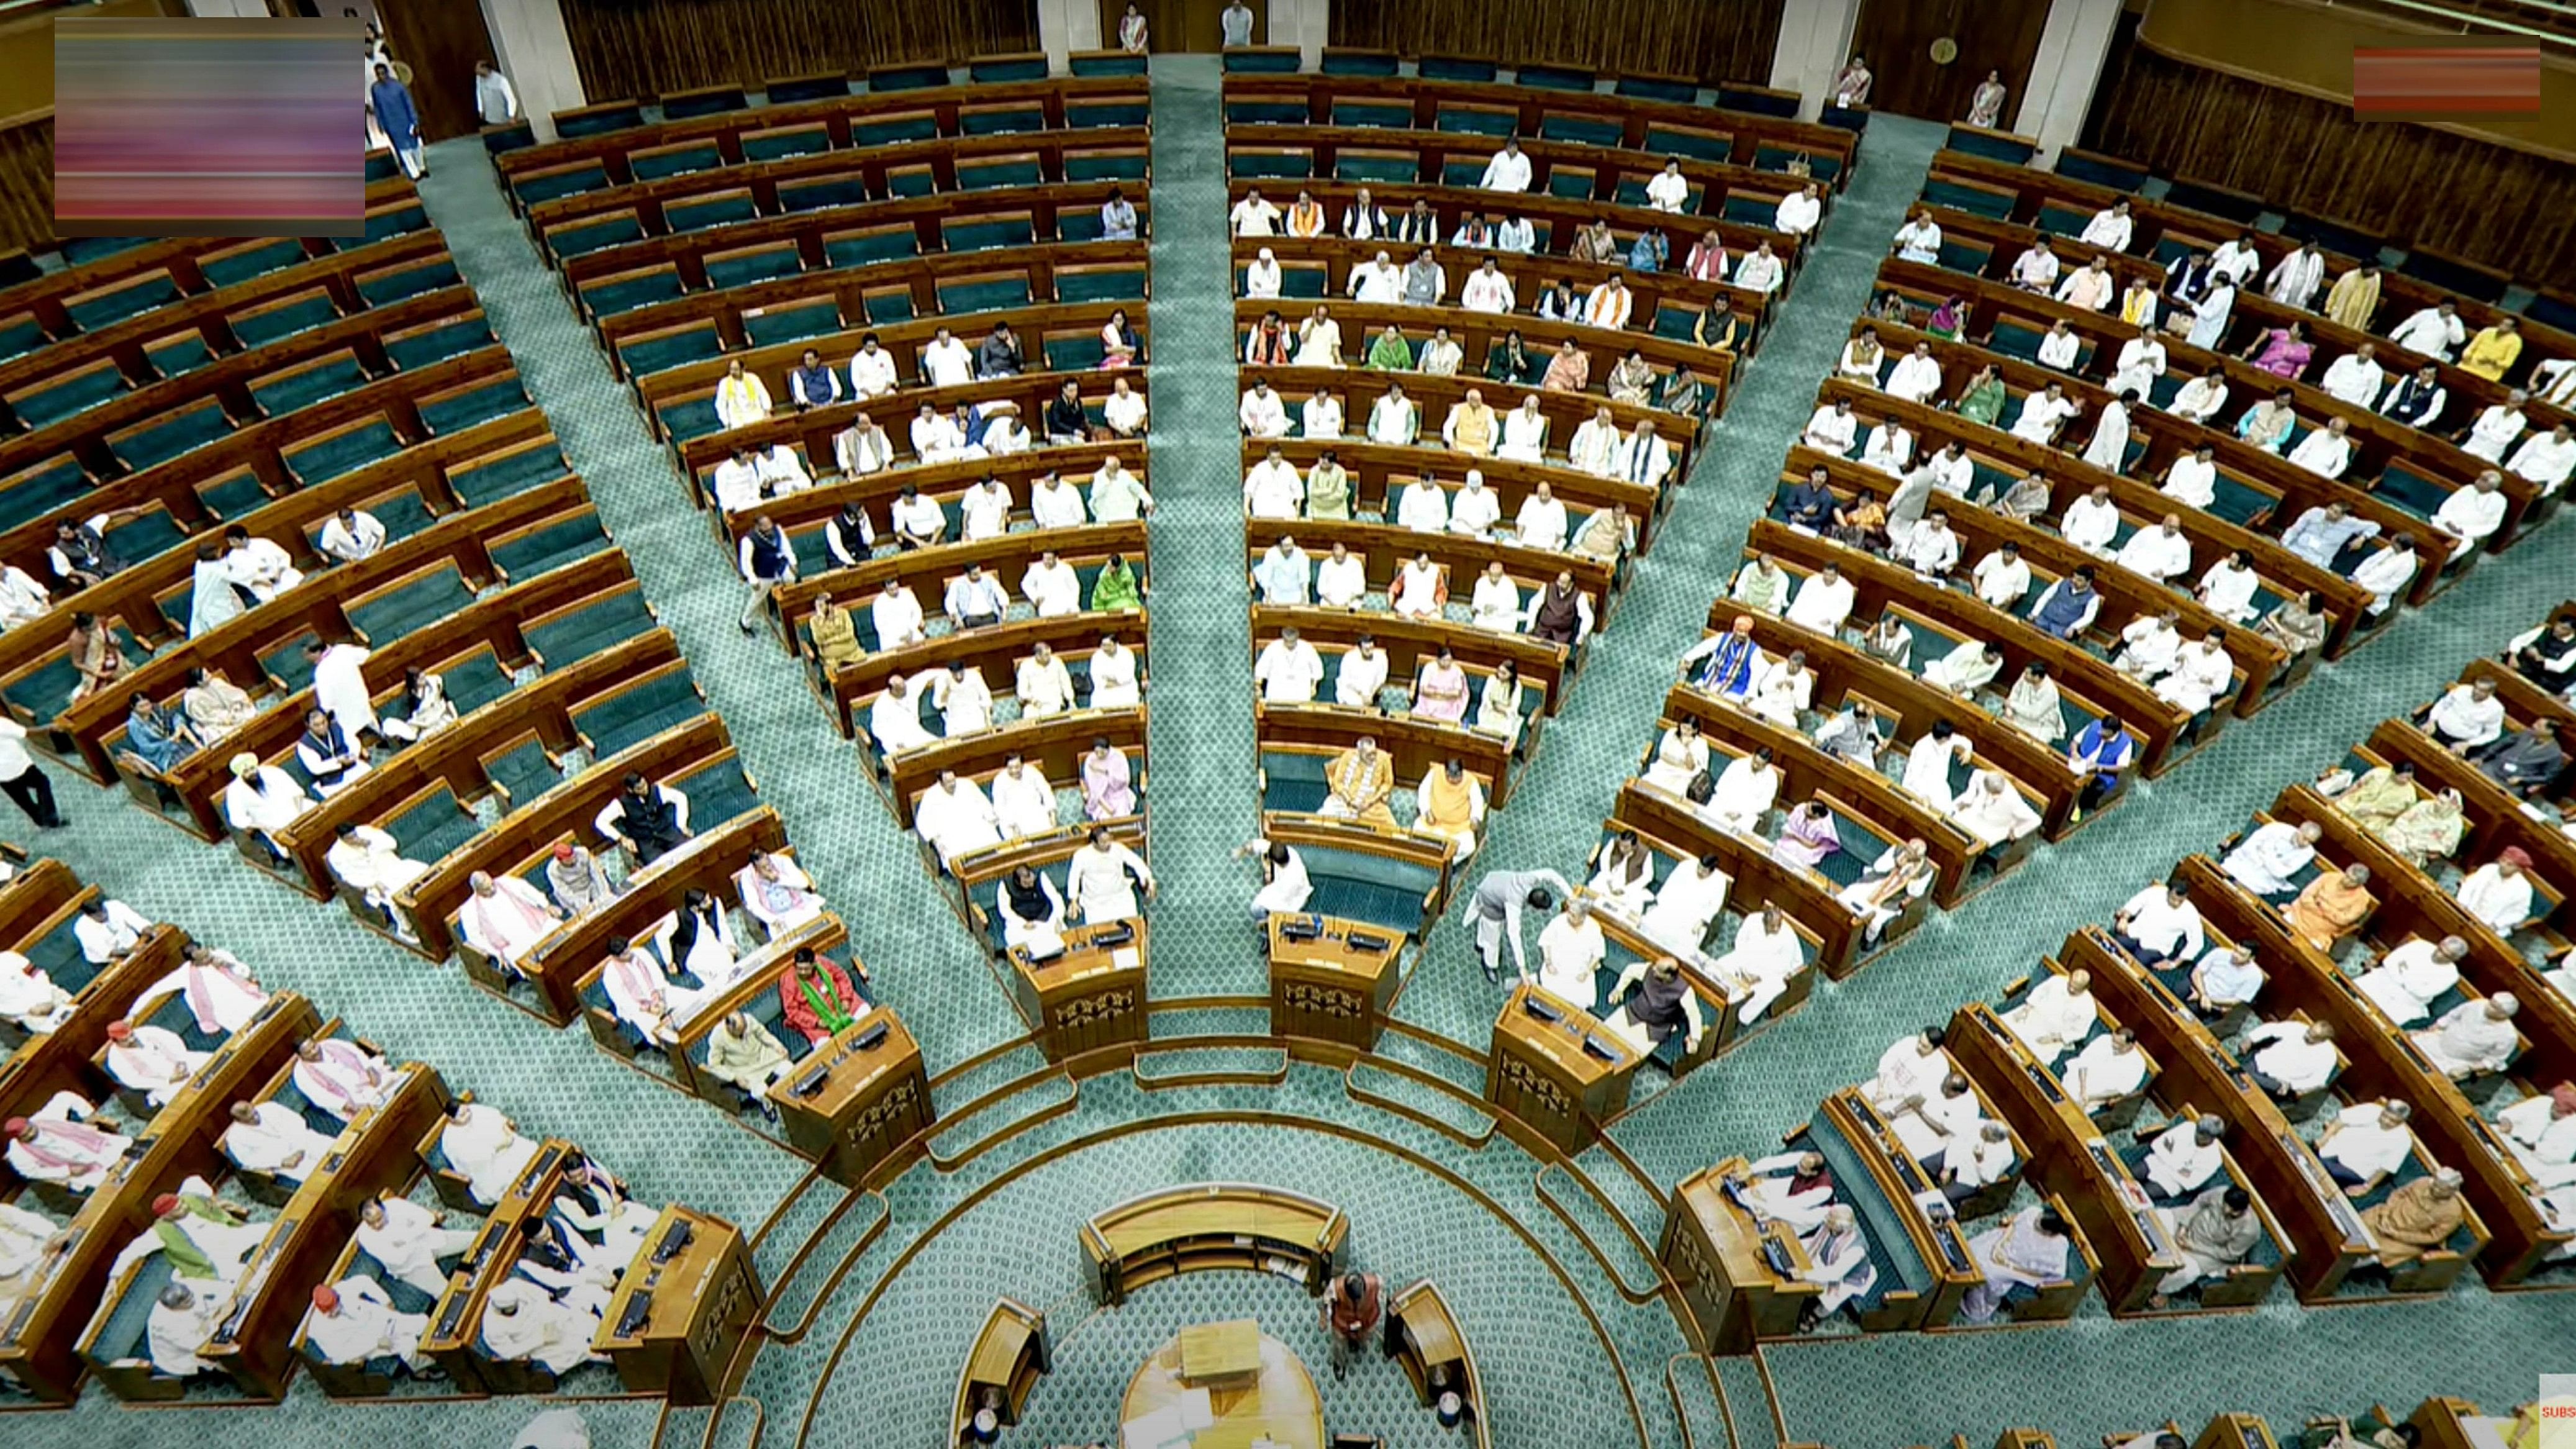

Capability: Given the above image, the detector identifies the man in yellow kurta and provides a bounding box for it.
[2461,319,2523,381]
[1414,758,1485,856]
[2286,865,2374,950]
[1321,737,1397,827]
[1442,391,1498,457]
[2322,265,2380,332]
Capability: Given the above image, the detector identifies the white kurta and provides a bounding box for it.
[1067,841,1151,923]
[2000,976,2098,1064]
[440,1104,541,1206]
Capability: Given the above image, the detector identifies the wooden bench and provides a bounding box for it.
[1080,1184,1348,1306]
[832,610,1149,740]
[953,1297,1050,1445]
[1613,780,1886,979]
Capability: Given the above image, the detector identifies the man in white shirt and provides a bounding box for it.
[958,476,1012,543]
[2011,384,2079,444]
[1020,552,1081,619]
[2196,550,2261,624]
[2288,417,2354,479]
[2142,1117,2228,1199]
[221,1099,336,1182]
[1313,541,1367,610]
[1016,643,1076,719]
[315,507,384,565]
[1885,343,1941,404]
[1972,543,2030,609]
[1469,563,1519,634]
[848,335,899,398]
[2388,302,2464,360]
[2162,445,2218,508]
[2349,535,2418,615]
[1256,627,1324,704]
[2355,936,2465,1025]
[944,563,1008,629]
[1334,636,1389,707]
[74,896,152,965]
[2317,1099,2415,1196]
[2244,1017,2338,1097]
[2508,422,2574,494]
[1459,259,1514,314]
[2062,1028,2147,1114]
[2000,968,2097,1065]
[2424,676,2505,749]
[2113,881,2205,966]
[1480,137,1531,193]
[1238,378,1289,438]
[1802,399,1858,457]
[2320,343,2387,408]
[2411,994,2519,1079]
[2432,472,2507,550]
[2168,371,2228,425]
[2059,485,2123,556]
[1895,511,1959,576]
[1787,564,1854,634]
[2115,515,2193,583]
[1229,187,1281,237]
[2081,201,2134,252]
[918,326,973,388]
[1243,447,1303,519]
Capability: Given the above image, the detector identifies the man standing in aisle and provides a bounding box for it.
[369,62,424,179]
[1467,866,1571,984]
[1220,0,1256,47]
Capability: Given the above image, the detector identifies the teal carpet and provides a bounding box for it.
[7,86,2571,1449]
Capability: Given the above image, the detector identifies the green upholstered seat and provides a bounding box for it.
[201,239,307,289]
[1435,106,1514,137]
[483,737,561,806]
[743,127,831,161]
[363,203,431,243]
[1644,126,1728,161]
[742,300,842,348]
[368,487,437,542]
[1230,152,1312,180]
[490,514,612,580]
[703,242,803,290]
[1302,847,1438,938]
[59,236,148,264]
[65,274,183,333]
[357,257,462,306]
[1222,49,1300,73]
[1064,151,1148,183]
[1540,115,1622,147]
[546,214,644,258]
[824,229,917,268]
[11,365,125,429]
[956,157,1045,191]
[0,318,49,363]
[2373,461,2450,522]
[1058,268,1146,304]
[630,142,720,180]
[525,590,656,666]
[1066,99,1148,127]
[555,102,642,137]
[1226,101,1307,124]
[1921,178,2011,219]
[868,63,950,90]
[285,417,402,483]
[864,291,916,323]
[1418,56,1497,81]
[350,566,475,645]
[440,652,517,714]
[258,627,322,689]
[666,194,760,232]
[80,1255,175,1383]
[853,114,938,147]
[1042,334,1106,371]
[1322,50,1399,76]
[1334,153,1414,184]
[672,755,760,828]
[448,444,567,508]
[943,217,1035,253]
[228,293,340,349]
[1948,127,2035,163]
[961,107,1045,136]
[1444,158,1488,188]
[250,355,370,417]
[663,87,746,120]
[419,378,529,435]
[2034,201,2091,238]
[388,783,481,864]
[779,175,872,212]
[1330,101,1413,130]
[196,467,271,521]
[617,325,724,378]
[0,460,91,531]
[658,397,723,442]
[1067,53,1145,78]
[579,269,686,318]
[1517,64,1595,91]
[1720,194,1774,228]
[969,56,1048,83]
[1936,238,1992,274]
[385,317,497,371]
[938,275,1032,314]
[1260,751,1329,814]
[1802,1102,1941,1312]
[574,672,705,758]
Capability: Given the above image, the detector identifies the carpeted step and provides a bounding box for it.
[1133,1042,1290,1089]
[1346,1059,1497,1146]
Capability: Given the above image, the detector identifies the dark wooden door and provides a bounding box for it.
[1101,0,1261,53]
[375,0,498,142]
[1851,0,2050,125]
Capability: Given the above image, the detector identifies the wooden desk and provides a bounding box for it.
[1382,1278,1489,1446]
[1121,1328,1323,1449]
[771,1007,933,1189]
[1266,912,1403,1055]
[953,1297,1050,1443]
[1659,1159,1818,1353]
[1485,981,1640,1156]
[592,1206,762,1407]
[424,1140,571,1392]
[1010,919,1148,1067]
[1081,1184,1348,1307]
[1613,780,1890,978]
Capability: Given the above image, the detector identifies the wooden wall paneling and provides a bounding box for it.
[2084,43,2576,291]
[0,117,53,257]
[1851,0,2051,124]
[558,0,1042,101]
[1105,0,1256,53]
[1327,0,1786,88]
[375,0,499,143]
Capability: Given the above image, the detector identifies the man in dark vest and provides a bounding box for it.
[598,771,689,865]
[738,512,796,635]
[1603,955,1704,1060]
[1526,570,1592,647]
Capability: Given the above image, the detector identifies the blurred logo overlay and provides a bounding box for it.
[54,16,363,238]
[2351,43,2541,121]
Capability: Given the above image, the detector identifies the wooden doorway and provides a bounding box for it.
[1101,0,1264,54]
[374,0,498,142]
[1851,0,2050,125]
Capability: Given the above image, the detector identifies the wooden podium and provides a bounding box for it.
[1659,1159,1818,1353]
[1009,919,1148,1066]
[1382,1278,1491,1447]
[594,1206,763,1406]
[772,1006,934,1186]
[953,1297,1050,1443]
[1483,983,1640,1155]
[1266,912,1402,1054]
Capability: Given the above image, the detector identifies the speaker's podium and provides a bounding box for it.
[1483,983,1640,1155]
[1659,1158,1819,1353]
[1009,919,1148,1066]
[772,1007,934,1186]
[1266,912,1402,1054]
[593,1206,762,1406]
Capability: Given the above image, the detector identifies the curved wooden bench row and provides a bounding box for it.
[1747,518,2195,778]
[0,920,171,1122]
[955,1296,1050,1446]
[2363,717,2576,916]
[948,817,1151,947]
[1221,125,1801,248]
[887,705,1148,836]
[768,519,1148,659]
[523,127,1151,260]
[677,370,1143,499]
[1872,257,2549,545]
[592,237,1148,369]
[1659,678,2026,909]
[1818,328,2470,615]
[1613,779,1895,981]
[1218,70,1857,187]
[1715,607,2110,843]
[471,807,787,1026]
[1079,1183,1348,1306]
[0,351,535,647]
[46,468,591,785]
[1254,604,1567,720]
[1,281,483,491]
[497,75,1149,188]
[1244,514,1612,632]
[1235,298,1736,430]
[0,858,85,960]
[0,990,319,1403]
[1227,179,1798,330]
[551,179,1135,293]
[1574,830,1823,1074]
[1921,148,2576,378]
[1796,377,2374,661]
[0,221,437,412]
[1785,445,2281,716]
[1235,234,1767,356]
[391,715,750,965]
[1259,700,1518,822]
[420,1137,573,1392]
[633,300,1135,448]
[831,609,1145,742]
[713,440,1141,558]
[2174,850,2538,1286]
